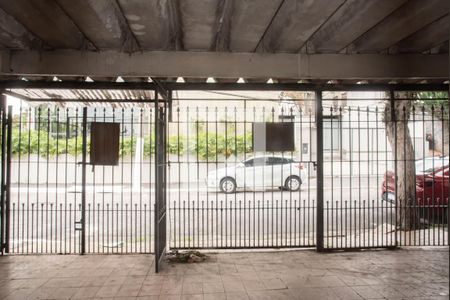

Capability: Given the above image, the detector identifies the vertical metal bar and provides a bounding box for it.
[121,108,125,253]
[411,105,416,245]
[73,108,78,253]
[196,107,199,248]
[63,109,69,253]
[446,13,449,246]
[36,107,41,253]
[389,90,398,247]
[5,106,12,253]
[0,94,6,254]
[315,90,324,251]
[91,108,96,253]
[330,107,334,249]
[55,108,60,253]
[154,91,167,272]
[348,107,353,248]
[154,92,159,270]
[163,96,168,253]
[339,106,343,248]
[177,112,181,248]
[384,106,389,247]
[14,105,22,254]
[139,108,143,253]
[45,108,50,253]
[357,106,361,248]
[81,107,87,254]
[205,107,208,248]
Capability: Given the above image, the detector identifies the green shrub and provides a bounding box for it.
[189,132,252,160]
[10,127,250,160]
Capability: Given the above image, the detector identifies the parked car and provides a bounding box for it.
[381,156,449,220]
[206,156,307,193]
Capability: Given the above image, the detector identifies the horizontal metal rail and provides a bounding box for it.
[0,80,447,92]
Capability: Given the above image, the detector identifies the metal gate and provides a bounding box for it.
[321,91,449,249]
[6,103,157,254]
[166,90,448,250]
[167,94,318,249]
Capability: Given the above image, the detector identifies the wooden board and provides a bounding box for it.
[90,122,120,166]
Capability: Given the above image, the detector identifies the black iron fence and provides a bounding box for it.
[167,92,448,249]
[7,105,155,254]
[323,92,449,249]
[0,90,448,254]
[167,101,316,249]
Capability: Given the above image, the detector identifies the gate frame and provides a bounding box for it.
[0,94,11,255]
[315,91,324,252]
[154,92,169,273]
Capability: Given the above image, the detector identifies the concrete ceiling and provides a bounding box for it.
[0,0,447,84]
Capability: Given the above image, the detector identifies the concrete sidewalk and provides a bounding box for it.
[0,248,448,299]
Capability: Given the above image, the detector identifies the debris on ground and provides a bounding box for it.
[166,250,207,263]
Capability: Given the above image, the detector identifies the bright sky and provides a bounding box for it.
[5,95,29,114]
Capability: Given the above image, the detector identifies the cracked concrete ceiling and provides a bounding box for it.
[0,0,447,84]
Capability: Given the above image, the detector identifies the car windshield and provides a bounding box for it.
[243,157,294,167]
[416,157,449,173]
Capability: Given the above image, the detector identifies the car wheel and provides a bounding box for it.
[285,176,301,191]
[220,177,237,194]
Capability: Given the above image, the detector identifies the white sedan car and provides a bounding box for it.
[206,156,307,193]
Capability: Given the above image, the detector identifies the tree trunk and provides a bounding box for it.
[430,115,449,156]
[385,97,417,230]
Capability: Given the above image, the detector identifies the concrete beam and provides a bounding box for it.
[0,50,447,80]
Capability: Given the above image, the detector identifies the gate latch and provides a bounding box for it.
[74,220,83,231]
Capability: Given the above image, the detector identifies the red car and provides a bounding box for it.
[381,156,449,221]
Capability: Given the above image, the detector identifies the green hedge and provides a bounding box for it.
[11,129,87,156]
[189,132,253,160]
[10,129,251,159]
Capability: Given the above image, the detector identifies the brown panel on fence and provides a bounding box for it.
[253,122,295,152]
[90,122,120,166]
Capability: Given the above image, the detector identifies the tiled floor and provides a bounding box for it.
[0,248,448,299]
